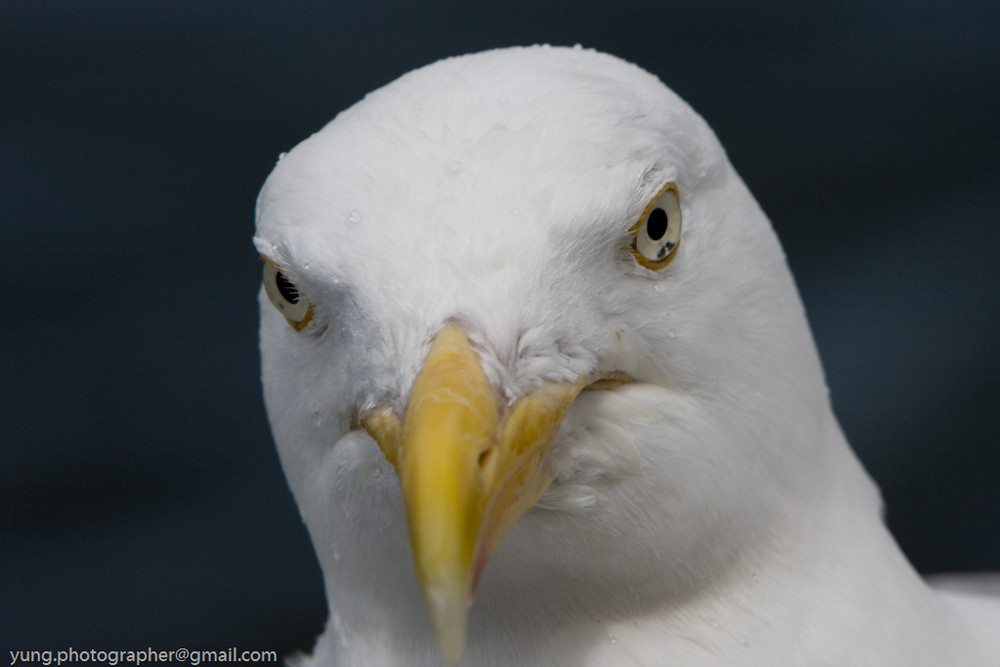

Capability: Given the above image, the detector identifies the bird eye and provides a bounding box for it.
[630,183,682,270]
[262,258,314,331]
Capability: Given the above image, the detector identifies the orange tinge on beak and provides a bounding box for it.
[361,325,585,663]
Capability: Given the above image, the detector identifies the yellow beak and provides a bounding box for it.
[361,325,585,663]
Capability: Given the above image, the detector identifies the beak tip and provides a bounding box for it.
[425,575,469,664]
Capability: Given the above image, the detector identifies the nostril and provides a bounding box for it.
[478,446,495,468]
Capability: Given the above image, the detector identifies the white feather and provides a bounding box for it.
[255,45,1000,665]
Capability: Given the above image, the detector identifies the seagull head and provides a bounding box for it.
[255,46,838,663]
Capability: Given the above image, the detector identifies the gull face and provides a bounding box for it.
[255,46,823,663]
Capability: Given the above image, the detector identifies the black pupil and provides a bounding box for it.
[646,208,668,241]
[275,272,300,304]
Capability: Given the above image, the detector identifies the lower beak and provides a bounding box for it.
[361,325,585,663]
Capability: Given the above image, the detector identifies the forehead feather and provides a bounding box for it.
[255,46,715,271]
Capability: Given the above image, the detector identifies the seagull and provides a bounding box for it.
[254,45,1000,666]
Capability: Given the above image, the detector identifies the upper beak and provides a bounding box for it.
[361,325,586,663]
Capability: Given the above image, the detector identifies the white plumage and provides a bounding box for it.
[254,45,1000,665]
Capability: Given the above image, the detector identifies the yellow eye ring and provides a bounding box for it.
[261,257,314,331]
[630,183,681,270]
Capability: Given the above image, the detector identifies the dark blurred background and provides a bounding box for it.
[2,0,998,656]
